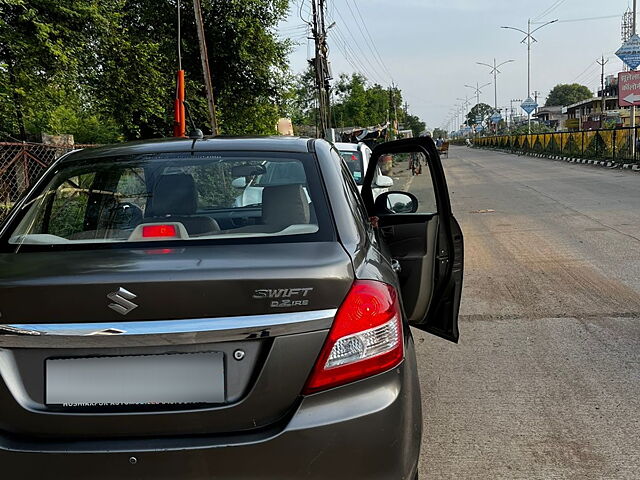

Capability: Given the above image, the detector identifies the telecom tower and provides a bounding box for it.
[622,8,634,70]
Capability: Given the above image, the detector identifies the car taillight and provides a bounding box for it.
[142,224,178,238]
[303,280,404,394]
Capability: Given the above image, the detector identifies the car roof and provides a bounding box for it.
[62,136,315,163]
[333,142,359,151]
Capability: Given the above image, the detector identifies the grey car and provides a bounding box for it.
[0,136,463,479]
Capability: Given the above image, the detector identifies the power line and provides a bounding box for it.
[327,10,389,84]
[329,26,377,82]
[551,14,622,24]
[328,20,387,84]
[347,0,394,81]
[533,0,568,22]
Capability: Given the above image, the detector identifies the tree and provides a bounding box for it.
[465,103,496,128]
[432,128,447,139]
[0,0,293,142]
[545,83,592,107]
[403,114,425,138]
[0,0,110,140]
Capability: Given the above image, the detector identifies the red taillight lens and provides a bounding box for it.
[303,280,404,394]
[142,224,178,238]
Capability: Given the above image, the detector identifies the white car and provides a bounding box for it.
[232,160,310,207]
[233,142,393,207]
[334,142,393,197]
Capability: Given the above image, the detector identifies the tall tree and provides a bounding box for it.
[465,103,496,127]
[403,114,425,138]
[0,0,293,142]
[545,83,592,107]
[0,0,109,139]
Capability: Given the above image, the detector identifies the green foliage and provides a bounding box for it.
[403,114,425,138]
[509,122,553,134]
[331,74,393,128]
[287,71,427,140]
[545,83,592,107]
[0,0,292,142]
[432,128,448,139]
[465,103,496,128]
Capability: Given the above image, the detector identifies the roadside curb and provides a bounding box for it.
[476,148,639,172]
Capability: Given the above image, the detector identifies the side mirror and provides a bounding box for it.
[231,177,247,189]
[374,191,419,215]
[374,175,394,188]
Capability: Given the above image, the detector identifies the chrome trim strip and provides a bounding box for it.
[0,309,336,349]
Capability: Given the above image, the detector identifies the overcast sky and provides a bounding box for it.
[279,0,633,130]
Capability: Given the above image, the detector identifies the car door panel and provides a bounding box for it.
[378,215,438,323]
[362,137,463,343]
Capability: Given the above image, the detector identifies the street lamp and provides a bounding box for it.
[457,96,472,126]
[476,59,515,110]
[465,82,492,107]
[501,18,558,133]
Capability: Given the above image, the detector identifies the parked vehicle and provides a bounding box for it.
[334,141,393,197]
[0,136,463,479]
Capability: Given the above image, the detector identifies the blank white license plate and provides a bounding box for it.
[46,352,224,406]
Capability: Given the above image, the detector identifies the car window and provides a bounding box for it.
[6,152,331,248]
[375,151,438,214]
[339,150,364,185]
[253,161,307,187]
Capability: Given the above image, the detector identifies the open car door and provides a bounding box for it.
[361,137,463,342]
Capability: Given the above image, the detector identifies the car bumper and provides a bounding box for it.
[0,345,422,479]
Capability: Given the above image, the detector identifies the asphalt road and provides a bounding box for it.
[402,146,640,479]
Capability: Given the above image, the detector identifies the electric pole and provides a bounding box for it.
[510,98,522,130]
[596,55,609,127]
[532,90,541,115]
[311,0,331,138]
[193,0,218,135]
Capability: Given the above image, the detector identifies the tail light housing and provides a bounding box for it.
[303,280,404,394]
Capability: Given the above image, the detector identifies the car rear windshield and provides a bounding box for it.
[339,150,364,185]
[4,151,333,250]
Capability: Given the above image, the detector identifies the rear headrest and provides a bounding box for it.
[262,184,310,227]
[147,174,198,217]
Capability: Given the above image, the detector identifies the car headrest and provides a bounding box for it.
[147,174,198,217]
[262,184,310,227]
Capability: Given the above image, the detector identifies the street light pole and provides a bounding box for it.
[476,58,515,110]
[501,18,558,134]
[465,82,491,107]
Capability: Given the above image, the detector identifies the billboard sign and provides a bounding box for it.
[616,34,640,70]
[521,97,538,115]
[618,71,640,106]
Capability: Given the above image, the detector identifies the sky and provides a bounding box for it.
[278,0,633,131]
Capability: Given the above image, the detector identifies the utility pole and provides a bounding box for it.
[596,55,609,127]
[510,98,522,130]
[502,18,557,134]
[311,0,331,138]
[193,0,218,135]
[476,58,515,110]
[532,90,541,115]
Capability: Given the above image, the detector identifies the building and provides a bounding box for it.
[534,106,567,131]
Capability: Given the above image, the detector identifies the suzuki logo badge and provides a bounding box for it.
[107,287,138,315]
